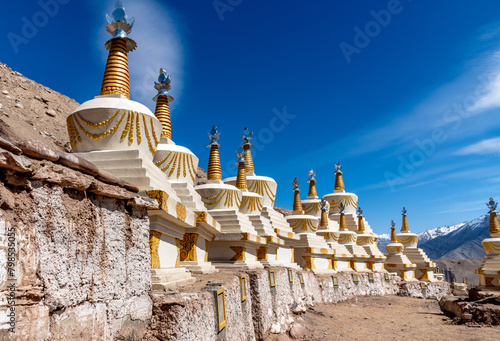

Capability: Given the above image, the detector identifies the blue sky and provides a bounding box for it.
[2,0,500,235]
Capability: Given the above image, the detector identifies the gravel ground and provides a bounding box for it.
[265,295,500,341]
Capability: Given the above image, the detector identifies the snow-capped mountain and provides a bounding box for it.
[417,222,466,244]
[377,214,491,259]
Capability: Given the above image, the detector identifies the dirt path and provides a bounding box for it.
[265,296,499,341]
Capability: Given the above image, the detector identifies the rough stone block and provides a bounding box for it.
[56,151,99,177]
[17,139,59,161]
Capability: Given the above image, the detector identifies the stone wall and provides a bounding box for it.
[0,140,155,340]
[144,269,447,341]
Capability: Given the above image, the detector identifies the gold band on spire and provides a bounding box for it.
[402,214,409,232]
[320,208,328,227]
[154,96,172,139]
[207,145,222,181]
[357,215,365,233]
[308,181,317,197]
[489,211,500,234]
[339,212,347,230]
[334,173,345,191]
[236,161,248,190]
[243,144,254,174]
[390,227,397,242]
[293,191,303,212]
[100,38,131,99]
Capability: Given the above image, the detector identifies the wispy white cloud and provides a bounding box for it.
[454,136,500,155]
[468,70,500,113]
[93,0,184,113]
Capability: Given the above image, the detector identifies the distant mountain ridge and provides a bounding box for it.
[377,214,491,260]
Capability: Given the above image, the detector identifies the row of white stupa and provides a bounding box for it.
[65,1,440,287]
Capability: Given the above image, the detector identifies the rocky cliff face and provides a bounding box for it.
[0,139,154,340]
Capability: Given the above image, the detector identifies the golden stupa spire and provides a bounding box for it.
[207,126,222,181]
[357,207,365,233]
[235,146,248,190]
[401,207,410,232]
[487,198,500,234]
[153,69,174,139]
[320,199,329,227]
[292,177,303,212]
[390,220,397,242]
[100,2,137,99]
[334,162,345,191]
[339,203,347,230]
[307,169,318,198]
[241,128,255,174]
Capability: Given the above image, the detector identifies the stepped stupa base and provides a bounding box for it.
[75,149,179,198]
[403,248,437,281]
[343,244,369,270]
[210,261,265,270]
[151,268,196,291]
[180,261,218,274]
[385,261,416,281]
[477,252,500,287]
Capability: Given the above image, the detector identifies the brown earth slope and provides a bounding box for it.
[265,296,500,341]
[0,62,79,152]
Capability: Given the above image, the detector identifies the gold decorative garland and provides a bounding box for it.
[338,233,357,244]
[150,116,160,145]
[303,202,321,215]
[483,241,500,253]
[357,236,375,245]
[240,196,263,212]
[76,109,121,129]
[143,114,157,154]
[155,151,197,181]
[67,116,82,149]
[248,180,276,202]
[397,235,418,245]
[120,110,131,141]
[155,151,172,167]
[200,189,241,208]
[386,245,404,254]
[129,111,135,144]
[330,196,358,210]
[74,110,127,140]
[290,218,318,232]
[136,111,141,143]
